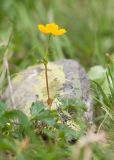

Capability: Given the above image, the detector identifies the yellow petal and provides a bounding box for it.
[38,24,50,34]
[38,23,66,36]
[52,29,67,36]
[46,23,58,33]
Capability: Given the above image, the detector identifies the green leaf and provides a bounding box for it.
[30,102,45,116]
[0,101,7,117]
[0,138,16,151]
[88,65,106,83]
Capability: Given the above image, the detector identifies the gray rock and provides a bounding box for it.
[2,59,92,121]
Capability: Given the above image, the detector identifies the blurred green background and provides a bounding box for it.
[0,0,114,73]
[1,1,114,159]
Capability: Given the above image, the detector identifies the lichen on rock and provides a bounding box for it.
[3,59,92,119]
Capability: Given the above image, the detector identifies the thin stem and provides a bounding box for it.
[44,64,50,100]
[5,30,13,55]
[45,34,51,61]
[44,63,52,107]
[4,30,16,109]
[43,34,53,107]
[97,112,108,133]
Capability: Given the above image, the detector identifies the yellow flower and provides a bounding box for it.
[38,23,66,36]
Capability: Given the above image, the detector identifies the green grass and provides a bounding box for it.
[1,0,114,71]
[0,0,114,159]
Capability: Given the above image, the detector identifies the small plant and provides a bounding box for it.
[37,23,66,108]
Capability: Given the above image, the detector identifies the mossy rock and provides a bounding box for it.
[2,59,92,120]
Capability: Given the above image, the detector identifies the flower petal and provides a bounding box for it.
[38,23,66,36]
[52,29,67,36]
[46,23,58,32]
[38,24,50,34]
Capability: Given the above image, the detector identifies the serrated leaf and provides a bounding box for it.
[30,102,45,116]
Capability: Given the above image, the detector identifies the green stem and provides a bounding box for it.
[45,34,51,62]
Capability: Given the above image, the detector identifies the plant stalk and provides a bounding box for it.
[44,35,53,107]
